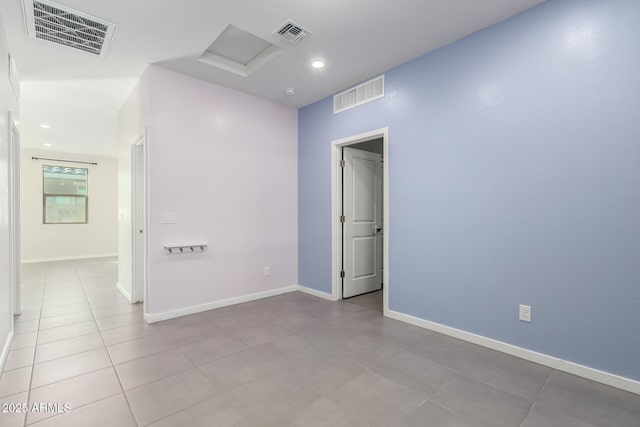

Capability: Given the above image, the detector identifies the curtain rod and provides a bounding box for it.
[32,157,98,166]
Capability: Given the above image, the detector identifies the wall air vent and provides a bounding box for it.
[273,19,310,44]
[8,53,20,99]
[23,0,117,56]
[334,75,385,114]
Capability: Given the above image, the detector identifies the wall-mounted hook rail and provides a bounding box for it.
[164,244,207,254]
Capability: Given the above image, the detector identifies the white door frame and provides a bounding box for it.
[331,127,389,315]
[131,129,149,304]
[8,112,21,315]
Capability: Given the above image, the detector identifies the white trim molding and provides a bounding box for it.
[22,253,118,264]
[144,285,299,323]
[131,128,149,305]
[297,285,336,301]
[0,330,14,372]
[331,127,390,314]
[387,310,640,396]
[116,282,132,303]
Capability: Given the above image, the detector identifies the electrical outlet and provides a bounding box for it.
[519,304,532,322]
[264,267,270,277]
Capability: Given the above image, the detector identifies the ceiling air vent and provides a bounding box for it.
[23,0,117,56]
[273,19,310,44]
[334,75,385,114]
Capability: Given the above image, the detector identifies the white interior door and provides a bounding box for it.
[131,133,147,303]
[342,147,383,298]
[8,113,21,315]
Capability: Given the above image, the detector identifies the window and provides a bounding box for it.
[43,165,88,224]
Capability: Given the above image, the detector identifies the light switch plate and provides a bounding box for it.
[163,212,176,224]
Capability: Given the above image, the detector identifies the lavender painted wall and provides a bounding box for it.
[146,66,298,315]
[299,0,640,380]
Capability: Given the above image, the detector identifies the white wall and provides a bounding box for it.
[117,70,148,301]
[0,13,19,369]
[20,149,118,262]
[141,66,298,317]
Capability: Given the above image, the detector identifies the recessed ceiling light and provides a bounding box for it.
[40,124,51,129]
[43,143,52,147]
[311,59,325,69]
[285,88,296,96]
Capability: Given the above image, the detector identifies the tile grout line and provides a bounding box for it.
[74,264,141,427]
[30,346,110,373]
[102,328,164,348]
[91,308,144,322]
[115,343,224,425]
[519,371,553,427]
[34,314,145,347]
[36,317,96,332]
[27,367,115,399]
[96,320,147,333]
[21,271,47,426]
[139,358,221,426]
[30,330,101,348]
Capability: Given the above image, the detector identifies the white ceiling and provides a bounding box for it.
[1,0,546,157]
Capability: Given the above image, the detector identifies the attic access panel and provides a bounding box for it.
[198,25,282,77]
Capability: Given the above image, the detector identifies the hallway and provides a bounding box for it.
[2,258,140,426]
[1,259,639,426]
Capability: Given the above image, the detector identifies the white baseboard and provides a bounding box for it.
[0,330,14,372]
[387,310,640,396]
[297,285,336,301]
[144,285,299,323]
[22,253,118,264]
[116,282,132,303]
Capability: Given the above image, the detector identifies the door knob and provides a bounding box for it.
[375,226,382,232]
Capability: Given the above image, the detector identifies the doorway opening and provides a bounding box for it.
[331,128,389,315]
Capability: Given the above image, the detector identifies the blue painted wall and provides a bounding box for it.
[298,0,640,381]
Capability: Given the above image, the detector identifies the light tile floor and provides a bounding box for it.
[345,290,382,312]
[1,258,639,426]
